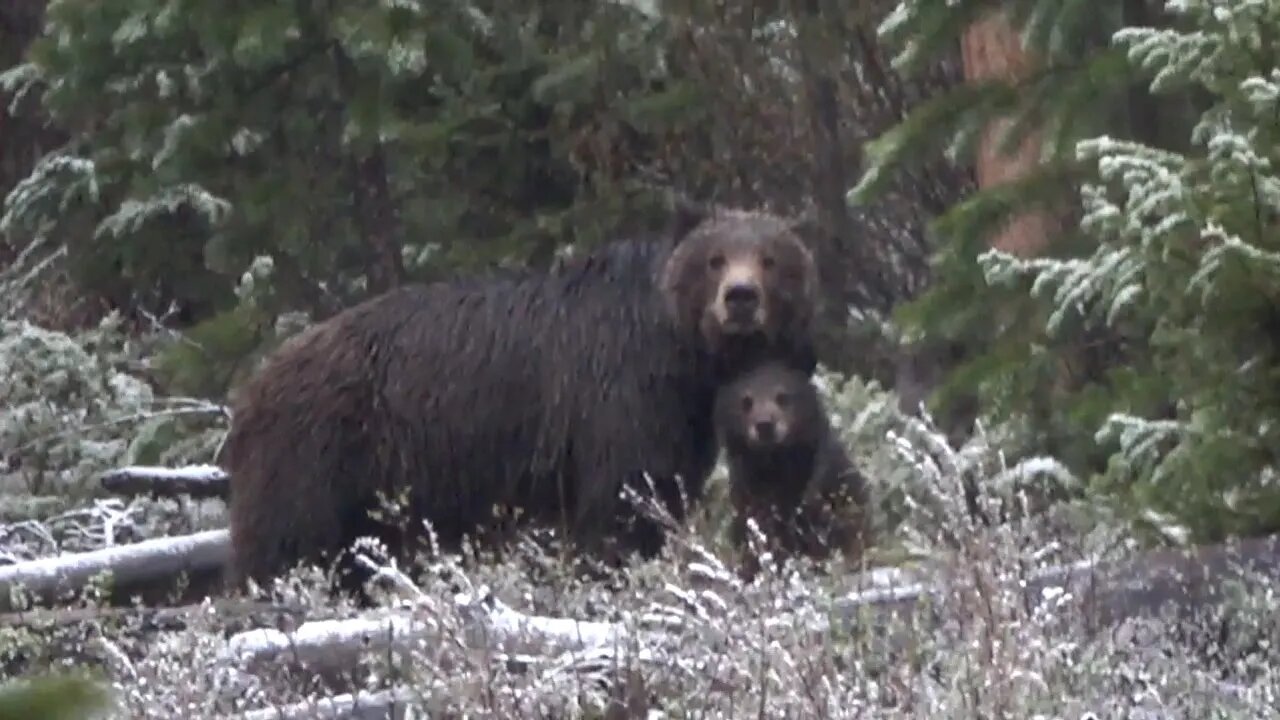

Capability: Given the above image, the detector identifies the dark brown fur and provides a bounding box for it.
[715,362,871,578]
[220,205,819,596]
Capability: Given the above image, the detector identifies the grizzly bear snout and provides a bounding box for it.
[750,417,783,445]
[715,261,767,332]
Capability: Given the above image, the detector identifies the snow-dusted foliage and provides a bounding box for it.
[7,397,1277,718]
[0,317,225,491]
[0,317,228,558]
[814,367,1092,562]
[978,0,1280,540]
[2,344,1275,716]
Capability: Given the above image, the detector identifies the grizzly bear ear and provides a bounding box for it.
[788,201,819,234]
[667,193,709,244]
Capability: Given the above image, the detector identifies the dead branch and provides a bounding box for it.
[99,464,230,500]
[827,533,1280,638]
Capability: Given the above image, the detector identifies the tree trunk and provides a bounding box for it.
[792,0,899,376]
[959,10,1051,258]
[331,45,406,295]
[0,0,54,206]
[350,147,406,294]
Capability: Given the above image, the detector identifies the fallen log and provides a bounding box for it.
[222,589,630,675]
[826,532,1280,639]
[0,529,229,611]
[99,464,230,500]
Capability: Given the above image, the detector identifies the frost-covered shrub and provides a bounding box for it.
[0,315,225,498]
[814,366,1095,563]
[17,405,1271,720]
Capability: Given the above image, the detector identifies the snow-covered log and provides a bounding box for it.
[236,689,416,720]
[99,464,230,500]
[1056,532,1280,626]
[0,529,229,611]
[223,590,629,675]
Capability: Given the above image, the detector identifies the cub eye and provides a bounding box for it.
[761,255,776,270]
[740,395,754,412]
[775,392,790,407]
[708,254,726,270]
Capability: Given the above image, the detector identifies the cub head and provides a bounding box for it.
[714,362,823,452]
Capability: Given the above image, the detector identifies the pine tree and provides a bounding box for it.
[852,2,1164,466]
[858,0,1280,541]
[2,0,972,395]
[0,0,701,392]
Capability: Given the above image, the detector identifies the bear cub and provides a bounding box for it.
[714,361,872,578]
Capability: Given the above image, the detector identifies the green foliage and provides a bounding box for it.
[2,0,716,396]
[151,304,270,398]
[852,2,1157,482]
[984,0,1280,540]
[0,315,224,495]
[0,672,112,720]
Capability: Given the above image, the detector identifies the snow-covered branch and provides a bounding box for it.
[222,588,632,675]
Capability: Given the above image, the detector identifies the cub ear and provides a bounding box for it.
[667,192,710,244]
[786,340,819,377]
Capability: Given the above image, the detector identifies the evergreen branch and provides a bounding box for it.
[879,0,1004,76]
[92,183,231,241]
[853,44,1130,208]
[929,158,1086,246]
[230,38,338,107]
[850,79,1019,204]
[1000,47,1131,160]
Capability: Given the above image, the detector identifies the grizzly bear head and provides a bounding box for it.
[660,203,819,368]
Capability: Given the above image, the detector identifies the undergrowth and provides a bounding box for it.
[1,317,1277,719]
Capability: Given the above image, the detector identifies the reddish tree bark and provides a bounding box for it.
[960,10,1052,258]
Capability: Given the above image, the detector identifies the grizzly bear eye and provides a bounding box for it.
[708,254,726,271]
[741,395,754,411]
[761,255,776,270]
[775,392,790,407]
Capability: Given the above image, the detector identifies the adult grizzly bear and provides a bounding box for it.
[714,361,872,579]
[220,204,820,595]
